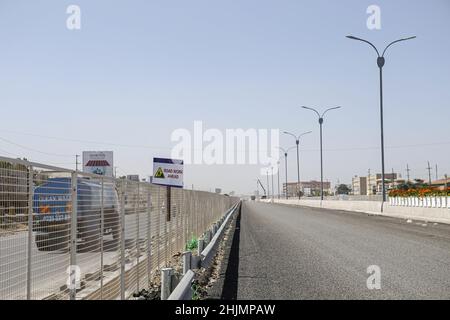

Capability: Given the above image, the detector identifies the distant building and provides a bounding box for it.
[364,173,401,195]
[351,176,367,195]
[430,178,449,190]
[215,188,222,194]
[126,175,140,182]
[283,181,331,197]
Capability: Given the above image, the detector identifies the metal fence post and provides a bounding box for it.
[100,178,104,300]
[165,203,169,266]
[182,191,186,250]
[70,171,78,300]
[146,188,152,289]
[26,166,33,300]
[136,183,140,292]
[120,181,126,300]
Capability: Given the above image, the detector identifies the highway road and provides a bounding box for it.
[222,201,450,299]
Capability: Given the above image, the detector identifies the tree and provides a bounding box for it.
[336,184,351,195]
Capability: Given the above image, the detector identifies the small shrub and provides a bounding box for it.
[185,236,198,251]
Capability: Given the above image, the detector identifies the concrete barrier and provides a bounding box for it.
[268,199,450,225]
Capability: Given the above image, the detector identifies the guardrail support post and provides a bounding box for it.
[26,166,33,300]
[161,267,173,300]
[70,172,78,300]
[198,238,205,255]
[205,231,209,245]
[182,251,192,275]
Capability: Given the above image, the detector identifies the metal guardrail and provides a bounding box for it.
[166,201,240,300]
[0,156,238,300]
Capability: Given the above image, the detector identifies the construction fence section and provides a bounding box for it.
[0,156,238,300]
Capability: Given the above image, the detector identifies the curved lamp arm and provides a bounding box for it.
[382,36,416,57]
[301,106,320,118]
[346,35,380,57]
[286,146,296,153]
[298,131,312,140]
[283,131,298,142]
[322,106,342,118]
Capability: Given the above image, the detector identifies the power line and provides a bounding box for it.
[0,136,75,157]
[1,129,450,153]
[0,147,21,158]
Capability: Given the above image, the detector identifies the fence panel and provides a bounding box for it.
[0,156,239,300]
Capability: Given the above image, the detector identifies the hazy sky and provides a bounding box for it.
[0,0,449,195]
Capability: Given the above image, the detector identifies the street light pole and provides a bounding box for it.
[301,106,341,200]
[346,35,416,203]
[296,141,300,198]
[283,131,311,200]
[271,166,274,202]
[284,153,288,199]
[277,161,280,199]
[319,118,323,199]
[277,146,296,200]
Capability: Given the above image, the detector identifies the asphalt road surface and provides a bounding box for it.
[223,201,450,299]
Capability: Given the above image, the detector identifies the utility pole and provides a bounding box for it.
[435,164,438,181]
[391,168,395,187]
[426,161,432,185]
[266,170,270,200]
[75,154,80,171]
[445,174,448,208]
[406,164,411,182]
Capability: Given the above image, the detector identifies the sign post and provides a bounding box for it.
[152,158,184,222]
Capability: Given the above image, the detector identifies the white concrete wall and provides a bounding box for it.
[264,199,450,225]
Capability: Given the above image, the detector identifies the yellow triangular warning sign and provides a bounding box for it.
[155,167,165,178]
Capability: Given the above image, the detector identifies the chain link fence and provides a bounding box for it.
[0,156,238,300]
